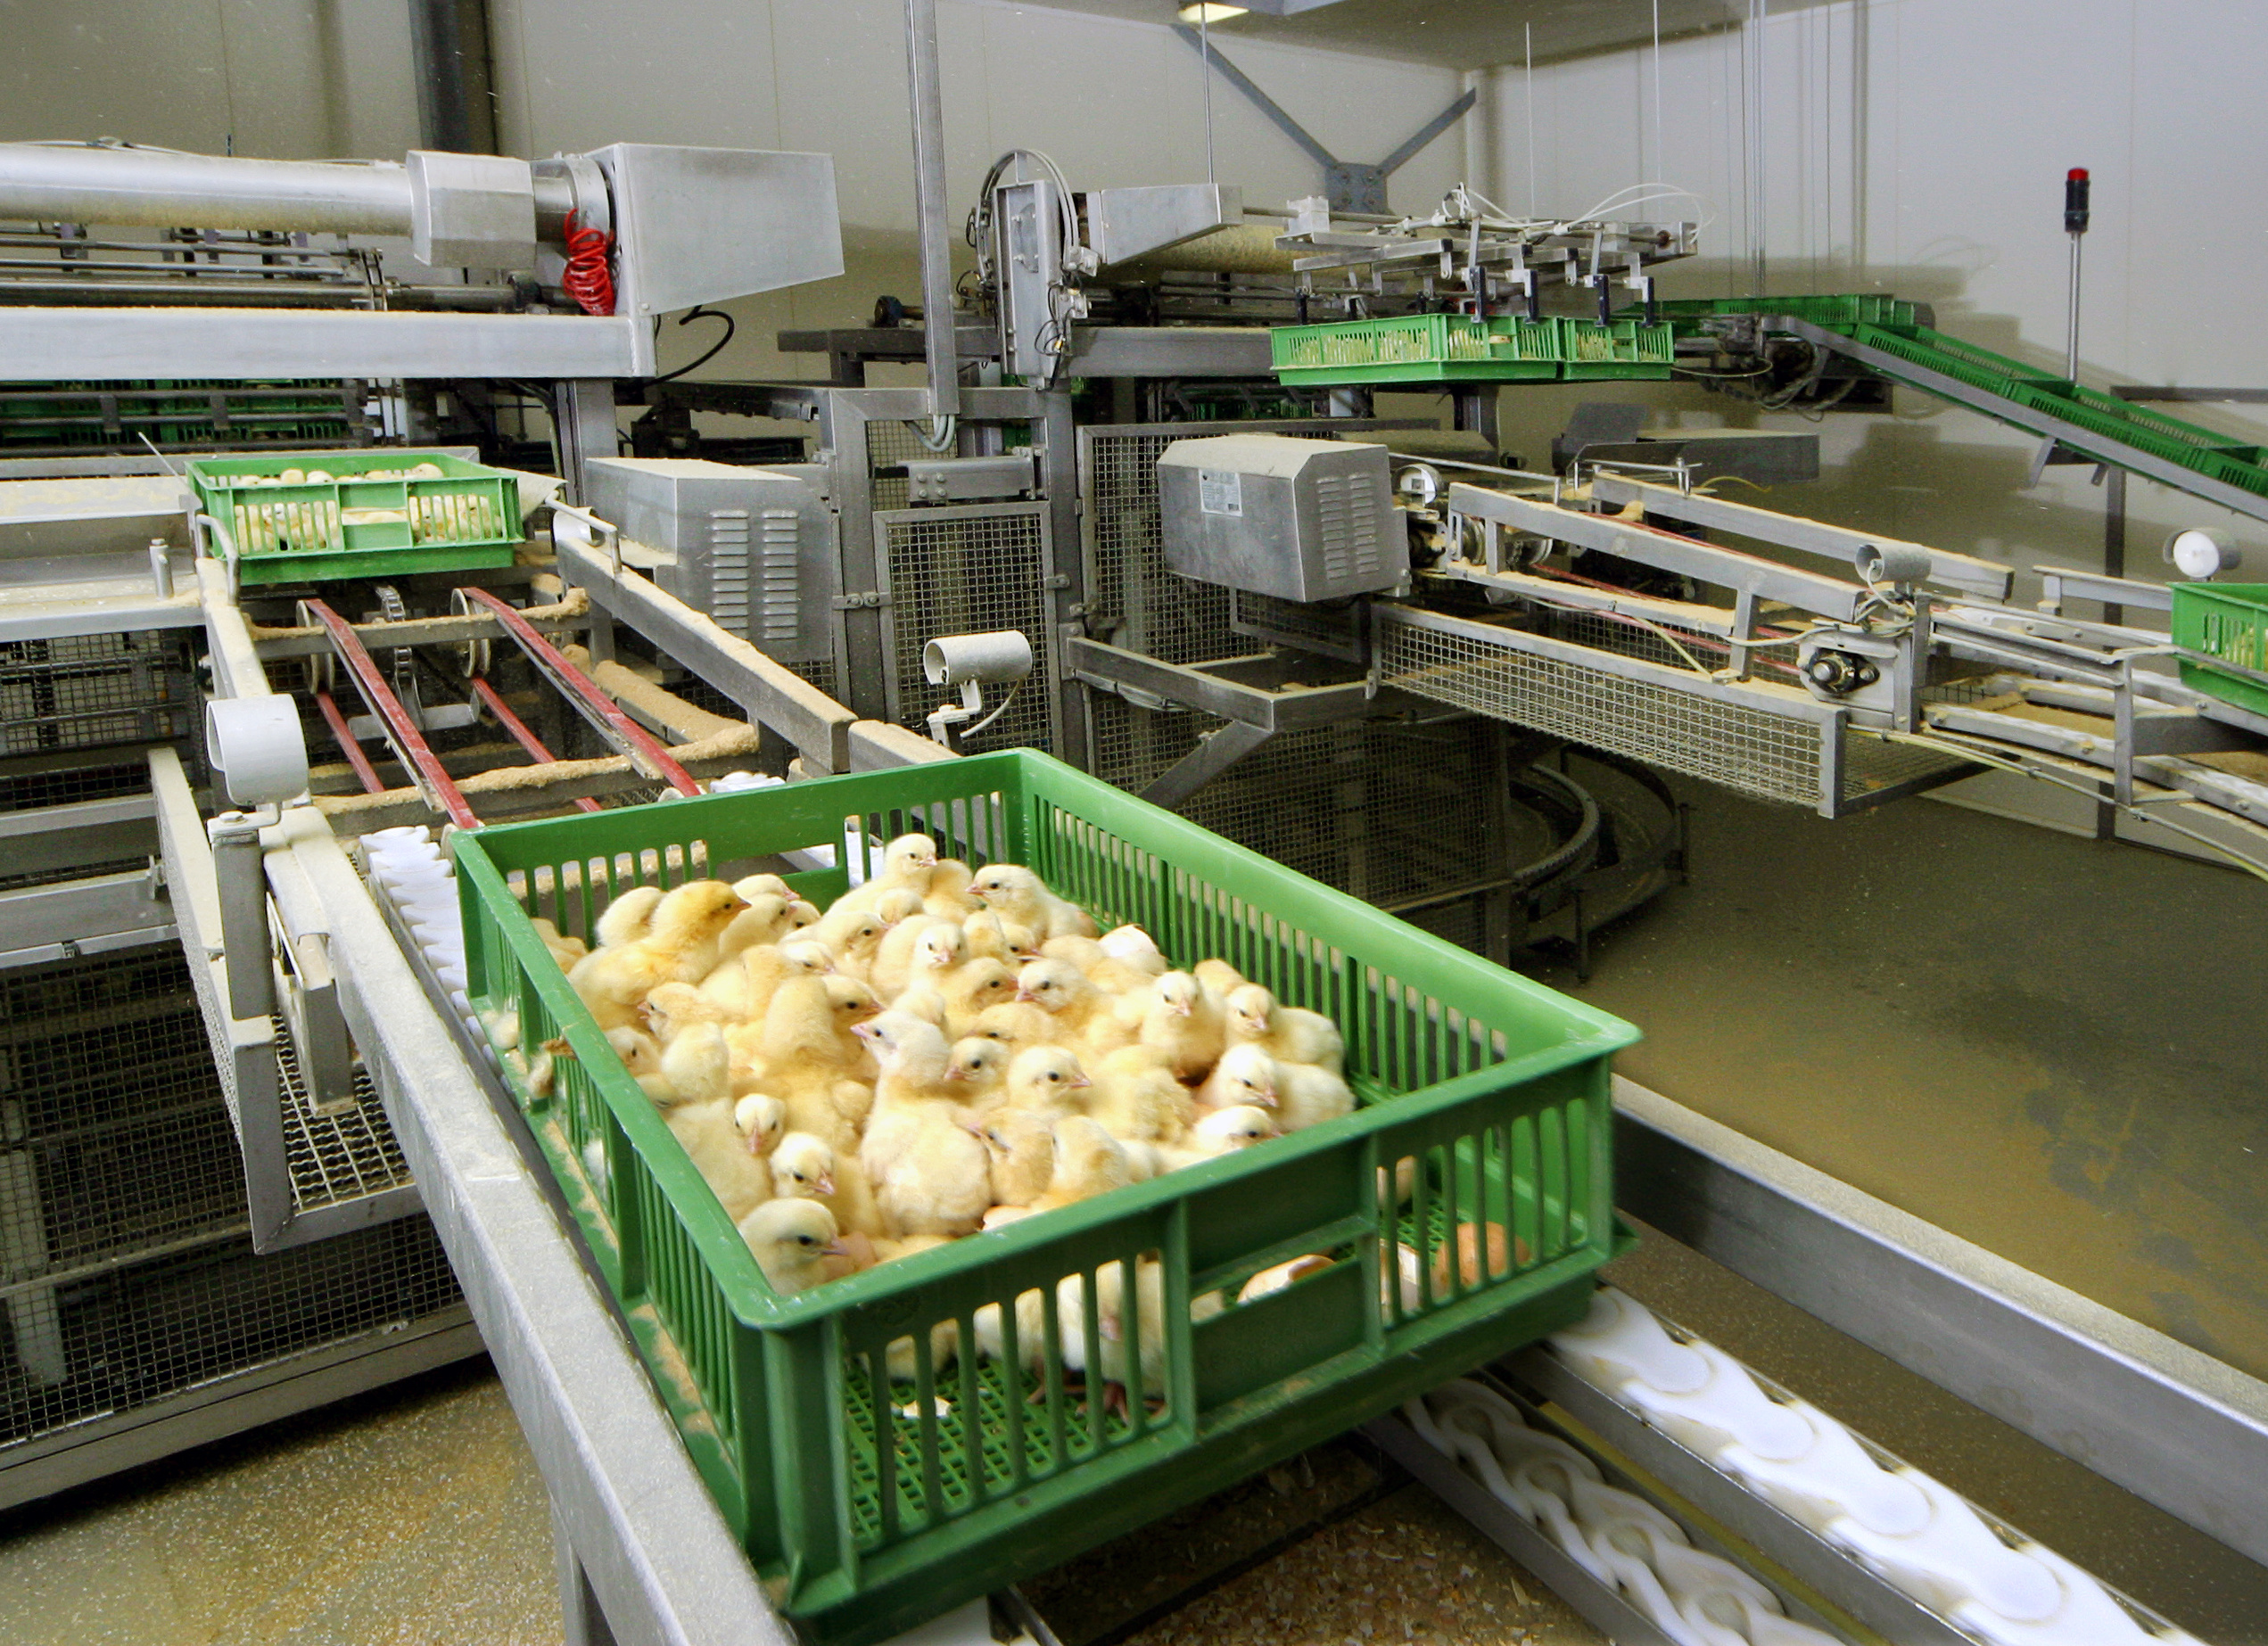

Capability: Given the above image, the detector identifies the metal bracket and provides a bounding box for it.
[1172,26,1474,213]
[831,590,890,611]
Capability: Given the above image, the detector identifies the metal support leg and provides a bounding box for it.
[2102,465,2127,626]
[553,1502,620,1646]
[1138,720,1271,810]
[554,378,618,505]
[208,814,276,1021]
[1452,388,1499,456]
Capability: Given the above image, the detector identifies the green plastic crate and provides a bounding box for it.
[187,449,521,585]
[2172,583,2268,716]
[1644,292,1926,332]
[454,750,1637,1644]
[1559,317,1676,381]
[1271,311,1673,386]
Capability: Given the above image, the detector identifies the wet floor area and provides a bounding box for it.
[0,785,2260,1642]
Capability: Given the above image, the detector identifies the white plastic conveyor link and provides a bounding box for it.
[1538,1287,2205,1645]
[1400,1379,1837,1646]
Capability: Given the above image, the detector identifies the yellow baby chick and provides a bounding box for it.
[974,1106,1055,1211]
[961,910,1042,967]
[1198,1043,1352,1132]
[1224,983,1345,1074]
[1192,958,1246,999]
[696,935,833,1019]
[1042,934,1160,998]
[966,999,1065,1051]
[1015,959,1129,1050]
[1003,1043,1092,1119]
[1027,1115,1135,1213]
[737,1198,845,1296]
[870,915,966,1002]
[530,917,588,971]
[809,903,888,983]
[1085,1045,1193,1143]
[767,1131,885,1238]
[922,856,980,920]
[1134,970,1227,1081]
[966,863,1097,942]
[831,833,941,917]
[667,1094,774,1221]
[568,880,746,1031]
[592,884,664,949]
[1156,1103,1280,1171]
[734,1093,786,1158]
[856,1012,992,1238]
[1097,925,1167,976]
[944,1034,1010,1115]
[897,957,1019,1041]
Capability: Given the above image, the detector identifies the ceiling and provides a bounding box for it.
[1018,1,1820,71]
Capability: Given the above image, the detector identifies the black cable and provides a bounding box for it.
[650,306,736,383]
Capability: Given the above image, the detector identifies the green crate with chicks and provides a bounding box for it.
[454,749,1637,1643]
[186,449,522,585]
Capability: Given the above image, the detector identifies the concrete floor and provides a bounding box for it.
[0,780,2259,1642]
[1530,781,2268,1386]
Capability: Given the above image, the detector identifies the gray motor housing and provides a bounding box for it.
[1156,433,1401,603]
[582,457,835,663]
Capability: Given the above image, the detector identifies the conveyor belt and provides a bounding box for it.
[1680,300,2268,524]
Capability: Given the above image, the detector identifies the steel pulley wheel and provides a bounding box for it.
[448,587,491,679]
[374,584,421,719]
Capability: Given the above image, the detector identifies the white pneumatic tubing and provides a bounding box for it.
[0,143,413,235]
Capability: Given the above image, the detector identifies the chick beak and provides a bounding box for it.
[1015,987,1039,1003]
[744,1131,770,1156]
[1068,1074,1093,1090]
[814,1173,836,1197]
[1173,1000,1193,1017]
[944,1066,966,1081]
[1254,1089,1280,1108]
[821,1239,850,1258]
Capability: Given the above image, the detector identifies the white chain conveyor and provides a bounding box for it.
[1404,1286,2206,1646]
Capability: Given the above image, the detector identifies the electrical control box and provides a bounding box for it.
[1157,433,1402,603]
[583,457,835,663]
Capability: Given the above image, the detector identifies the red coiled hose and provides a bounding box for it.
[561,211,615,316]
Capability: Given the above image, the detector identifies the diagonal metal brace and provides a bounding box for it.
[456,585,702,799]
[1173,25,1473,211]
[1139,720,1272,810]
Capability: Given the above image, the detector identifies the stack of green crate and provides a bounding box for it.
[1272,311,1677,386]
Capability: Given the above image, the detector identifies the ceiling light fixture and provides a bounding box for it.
[1178,4,1248,22]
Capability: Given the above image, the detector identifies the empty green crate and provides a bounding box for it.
[454,750,1637,1644]
[2172,583,2268,717]
[186,449,521,585]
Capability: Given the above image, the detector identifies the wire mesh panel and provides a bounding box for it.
[0,1215,458,1449]
[1080,428,1241,668]
[865,418,927,513]
[275,1021,413,1213]
[877,503,1055,752]
[0,948,460,1446]
[0,632,194,759]
[1377,609,1829,808]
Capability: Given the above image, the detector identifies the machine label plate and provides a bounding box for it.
[1199,469,1242,516]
